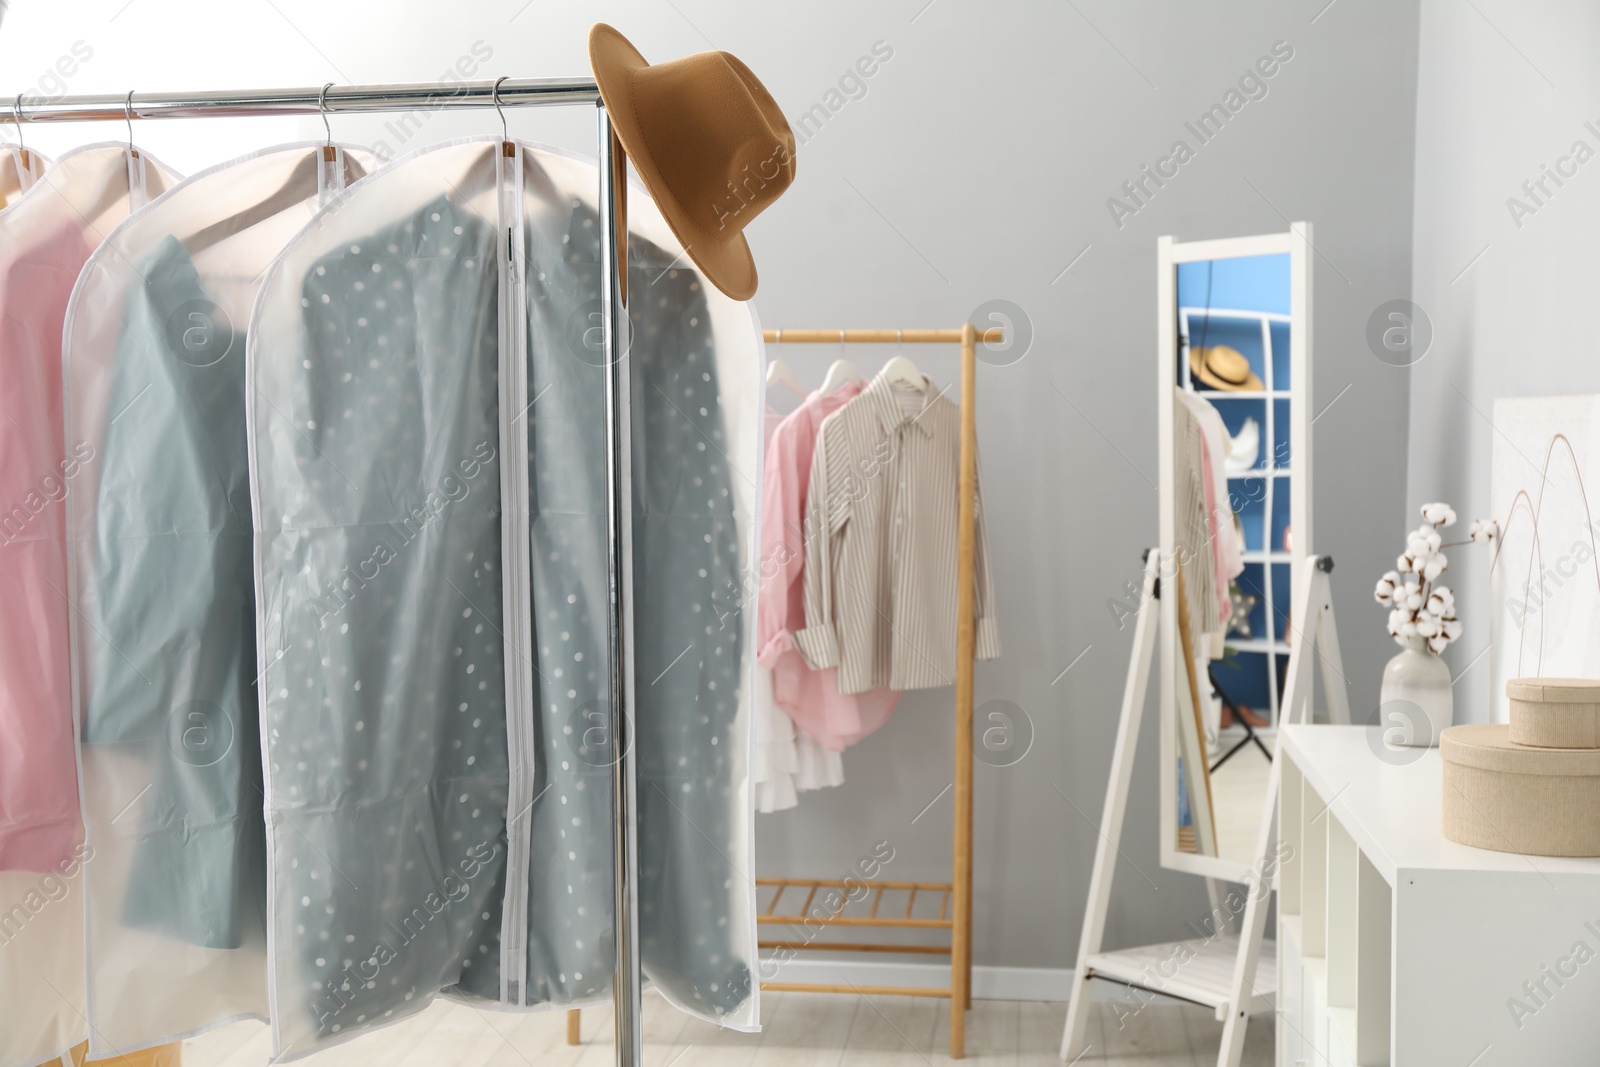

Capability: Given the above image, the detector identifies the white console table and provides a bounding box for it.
[1277,724,1600,1066]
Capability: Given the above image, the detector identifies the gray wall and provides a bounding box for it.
[1408,0,1600,724]
[744,0,1422,971]
[0,0,1420,972]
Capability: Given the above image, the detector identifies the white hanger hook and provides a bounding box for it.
[12,93,23,155]
[492,76,509,142]
[124,90,135,153]
[318,83,334,147]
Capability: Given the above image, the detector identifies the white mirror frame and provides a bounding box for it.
[1157,224,1313,882]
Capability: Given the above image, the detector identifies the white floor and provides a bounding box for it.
[181,992,1273,1066]
[1208,737,1274,867]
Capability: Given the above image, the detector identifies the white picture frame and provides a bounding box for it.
[1487,395,1600,723]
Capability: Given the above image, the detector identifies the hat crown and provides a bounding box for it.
[1201,345,1249,382]
[589,23,796,299]
[630,51,795,239]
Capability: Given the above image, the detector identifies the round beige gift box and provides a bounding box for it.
[1508,677,1600,748]
[1441,724,1600,857]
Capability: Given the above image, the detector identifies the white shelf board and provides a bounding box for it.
[1179,305,1294,324]
[1214,723,1279,741]
[1084,936,1275,1016]
[1280,724,1600,884]
[1189,389,1292,400]
[1227,468,1292,478]
[1223,638,1290,654]
[1239,550,1292,562]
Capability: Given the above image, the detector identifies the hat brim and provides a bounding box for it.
[588,23,759,302]
[1188,347,1264,392]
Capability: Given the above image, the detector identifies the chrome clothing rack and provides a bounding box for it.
[6,76,643,1067]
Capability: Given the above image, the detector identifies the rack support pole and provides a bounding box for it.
[598,103,642,1067]
[950,322,978,1058]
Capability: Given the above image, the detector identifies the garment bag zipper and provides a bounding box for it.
[494,139,537,1005]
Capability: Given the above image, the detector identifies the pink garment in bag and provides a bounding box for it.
[757,384,899,751]
[0,142,180,1067]
[0,217,94,873]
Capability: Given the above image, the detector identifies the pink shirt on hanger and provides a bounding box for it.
[758,383,899,751]
[0,218,94,873]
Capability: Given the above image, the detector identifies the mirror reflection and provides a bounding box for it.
[1169,250,1295,869]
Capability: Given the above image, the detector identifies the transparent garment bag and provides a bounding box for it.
[249,139,514,1059]
[514,147,760,1028]
[247,137,759,1059]
[512,146,761,1023]
[61,143,377,1057]
[0,143,178,1067]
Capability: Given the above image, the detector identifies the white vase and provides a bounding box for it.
[1379,635,1453,747]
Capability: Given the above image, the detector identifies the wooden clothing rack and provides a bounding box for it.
[567,324,1000,1059]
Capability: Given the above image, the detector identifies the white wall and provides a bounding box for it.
[0,0,1419,974]
[1408,0,1600,723]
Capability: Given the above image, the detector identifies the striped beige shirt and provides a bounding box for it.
[795,373,1000,694]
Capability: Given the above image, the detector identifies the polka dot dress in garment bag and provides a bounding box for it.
[246,138,759,1059]
[0,144,179,1067]
[60,144,378,1058]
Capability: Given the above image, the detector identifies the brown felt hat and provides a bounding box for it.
[589,23,795,301]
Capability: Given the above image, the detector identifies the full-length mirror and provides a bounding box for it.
[1157,228,1311,878]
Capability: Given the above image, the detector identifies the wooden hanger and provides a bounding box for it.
[181,148,371,254]
[183,86,375,255]
[0,147,41,205]
[70,100,160,228]
[58,91,150,230]
[2,94,42,204]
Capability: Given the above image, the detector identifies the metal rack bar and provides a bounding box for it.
[0,76,640,1067]
[3,78,599,124]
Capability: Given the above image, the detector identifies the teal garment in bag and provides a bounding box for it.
[257,193,511,1047]
[249,140,761,1059]
[86,235,265,952]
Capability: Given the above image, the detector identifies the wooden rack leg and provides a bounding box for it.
[566,1008,581,1045]
[950,322,978,1059]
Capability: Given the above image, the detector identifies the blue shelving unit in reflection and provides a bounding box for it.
[1176,253,1292,730]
